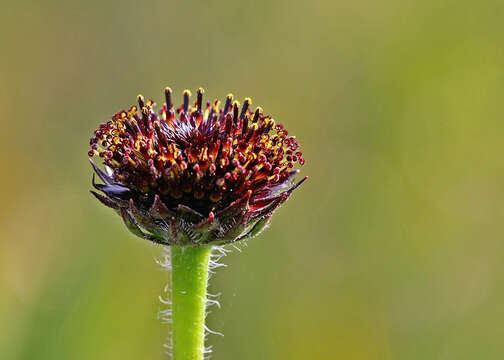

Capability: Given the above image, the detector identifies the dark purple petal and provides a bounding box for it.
[90,190,119,210]
[89,158,113,184]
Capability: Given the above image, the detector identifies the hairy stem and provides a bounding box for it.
[171,245,212,360]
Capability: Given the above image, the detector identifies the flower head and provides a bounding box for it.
[89,87,306,246]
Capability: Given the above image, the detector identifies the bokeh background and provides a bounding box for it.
[1,0,503,359]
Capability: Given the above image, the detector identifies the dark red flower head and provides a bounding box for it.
[89,87,306,246]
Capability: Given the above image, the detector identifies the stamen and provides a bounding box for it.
[164,87,173,110]
[183,90,191,113]
[224,113,233,135]
[252,107,262,123]
[197,87,204,112]
[223,94,233,114]
[241,114,249,137]
[232,102,239,125]
[240,98,251,119]
[137,94,145,110]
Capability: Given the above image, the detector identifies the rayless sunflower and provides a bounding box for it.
[88,87,306,246]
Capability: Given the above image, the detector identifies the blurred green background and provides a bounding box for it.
[1,0,503,359]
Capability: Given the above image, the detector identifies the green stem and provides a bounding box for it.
[171,245,212,360]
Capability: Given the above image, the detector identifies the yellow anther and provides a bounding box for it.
[199,146,208,161]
